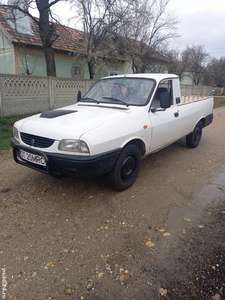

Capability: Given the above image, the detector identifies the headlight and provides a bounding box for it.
[13,125,19,139]
[58,139,89,153]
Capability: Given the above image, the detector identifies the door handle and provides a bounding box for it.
[174,111,179,117]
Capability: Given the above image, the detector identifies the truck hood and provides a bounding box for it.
[16,104,134,140]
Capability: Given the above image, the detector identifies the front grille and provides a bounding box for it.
[21,132,55,148]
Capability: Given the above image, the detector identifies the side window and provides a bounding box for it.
[151,79,173,108]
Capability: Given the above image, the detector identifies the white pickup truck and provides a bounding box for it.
[11,74,213,190]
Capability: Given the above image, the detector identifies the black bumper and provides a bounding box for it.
[11,137,121,178]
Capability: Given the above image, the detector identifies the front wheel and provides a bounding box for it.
[186,121,202,148]
[107,144,141,191]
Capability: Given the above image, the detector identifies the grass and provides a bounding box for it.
[0,114,31,150]
[213,96,225,109]
[0,97,225,151]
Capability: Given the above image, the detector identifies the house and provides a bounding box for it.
[0,6,169,79]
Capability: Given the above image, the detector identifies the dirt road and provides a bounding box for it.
[0,107,225,300]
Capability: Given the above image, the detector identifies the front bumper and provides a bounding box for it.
[11,137,121,178]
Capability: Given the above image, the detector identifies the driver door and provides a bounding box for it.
[149,79,180,151]
[149,106,180,151]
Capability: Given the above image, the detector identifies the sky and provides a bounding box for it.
[167,0,225,58]
[52,0,225,58]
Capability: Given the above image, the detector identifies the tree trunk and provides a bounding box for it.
[38,0,57,77]
[88,59,95,79]
[132,60,139,73]
[140,64,146,73]
[43,47,56,77]
[39,27,57,77]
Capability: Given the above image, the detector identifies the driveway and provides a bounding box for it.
[0,107,225,299]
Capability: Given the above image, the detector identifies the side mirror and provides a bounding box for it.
[160,92,171,109]
[77,90,81,102]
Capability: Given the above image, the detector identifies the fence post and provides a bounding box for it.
[85,79,88,94]
[0,89,2,117]
[48,77,54,109]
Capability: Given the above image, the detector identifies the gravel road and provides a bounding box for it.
[0,106,225,300]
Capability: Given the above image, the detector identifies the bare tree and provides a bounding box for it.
[117,0,180,73]
[206,57,225,88]
[70,0,130,79]
[166,49,188,79]
[181,45,209,85]
[0,0,65,76]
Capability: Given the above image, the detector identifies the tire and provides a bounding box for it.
[186,121,202,148]
[108,144,141,191]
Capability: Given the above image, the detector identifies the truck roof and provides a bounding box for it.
[104,73,179,82]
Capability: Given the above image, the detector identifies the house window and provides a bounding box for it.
[71,62,83,79]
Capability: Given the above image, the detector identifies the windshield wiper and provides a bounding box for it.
[102,97,129,107]
[80,97,100,104]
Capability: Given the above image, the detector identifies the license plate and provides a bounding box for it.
[19,149,46,166]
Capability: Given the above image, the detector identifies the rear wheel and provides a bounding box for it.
[108,144,141,191]
[186,121,202,148]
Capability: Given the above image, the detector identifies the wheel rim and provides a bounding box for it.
[121,155,136,181]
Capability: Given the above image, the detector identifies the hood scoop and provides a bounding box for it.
[40,110,78,119]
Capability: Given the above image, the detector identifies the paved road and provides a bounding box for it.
[0,106,225,299]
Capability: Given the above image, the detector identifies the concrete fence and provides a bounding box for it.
[180,84,212,96]
[0,74,214,117]
[0,74,95,117]
[212,86,224,96]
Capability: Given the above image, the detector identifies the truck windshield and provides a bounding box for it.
[81,78,155,106]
